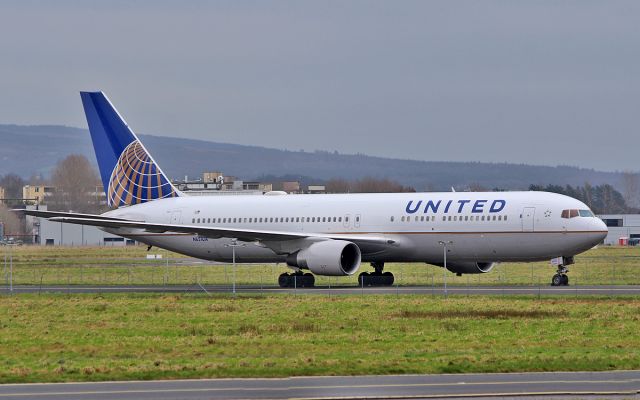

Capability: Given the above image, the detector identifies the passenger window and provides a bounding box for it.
[481,216,485,221]
[448,216,452,221]
[401,216,405,222]
[339,217,342,222]
[312,217,316,222]
[390,216,395,222]
[333,217,337,222]
[492,215,496,221]
[504,215,508,221]
[465,216,468,221]
[192,218,195,223]
[345,217,349,222]
[306,217,310,222]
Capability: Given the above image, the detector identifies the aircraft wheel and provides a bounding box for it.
[278,273,290,288]
[358,272,370,287]
[551,274,563,286]
[561,274,569,286]
[383,271,394,286]
[303,273,315,287]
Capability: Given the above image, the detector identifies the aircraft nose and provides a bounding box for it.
[595,218,608,241]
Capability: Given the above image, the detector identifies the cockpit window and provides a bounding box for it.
[562,209,594,218]
[579,209,594,217]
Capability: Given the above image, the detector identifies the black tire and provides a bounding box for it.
[278,273,290,288]
[561,274,569,286]
[551,274,563,286]
[383,271,394,286]
[303,273,315,287]
[358,272,370,287]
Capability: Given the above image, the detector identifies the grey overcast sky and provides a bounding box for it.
[0,1,638,172]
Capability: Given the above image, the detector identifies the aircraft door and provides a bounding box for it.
[522,207,535,232]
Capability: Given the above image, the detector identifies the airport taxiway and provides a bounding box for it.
[3,284,640,296]
[0,370,638,399]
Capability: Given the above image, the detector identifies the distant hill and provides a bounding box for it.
[0,124,626,191]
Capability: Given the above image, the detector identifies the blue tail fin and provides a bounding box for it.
[80,91,180,208]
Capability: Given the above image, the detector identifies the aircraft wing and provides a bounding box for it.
[15,209,132,221]
[36,215,392,246]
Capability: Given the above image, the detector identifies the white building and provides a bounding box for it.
[598,214,640,246]
[36,218,134,246]
[24,205,132,246]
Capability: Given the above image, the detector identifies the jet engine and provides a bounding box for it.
[286,240,361,276]
[432,261,495,274]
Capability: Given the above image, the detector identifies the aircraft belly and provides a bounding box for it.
[367,231,603,263]
[214,239,284,263]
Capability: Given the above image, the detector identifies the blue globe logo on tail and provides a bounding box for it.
[108,140,178,207]
[80,91,181,208]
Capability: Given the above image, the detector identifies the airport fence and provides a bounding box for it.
[2,245,640,292]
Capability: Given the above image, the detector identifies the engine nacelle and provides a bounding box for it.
[286,240,361,276]
[432,261,495,274]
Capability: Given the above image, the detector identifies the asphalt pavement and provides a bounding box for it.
[0,370,638,399]
[3,284,640,296]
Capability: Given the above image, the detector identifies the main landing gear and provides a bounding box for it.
[551,256,574,286]
[278,272,315,288]
[358,262,394,287]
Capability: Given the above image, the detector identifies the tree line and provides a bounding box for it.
[528,183,635,214]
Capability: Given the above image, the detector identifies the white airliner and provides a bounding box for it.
[22,92,608,287]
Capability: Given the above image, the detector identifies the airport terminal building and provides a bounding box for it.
[598,214,640,246]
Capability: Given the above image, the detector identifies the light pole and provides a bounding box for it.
[438,240,453,298]
[224,238,246,295]
[7,244,14,294]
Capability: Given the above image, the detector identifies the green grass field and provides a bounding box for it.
[2,245,640,286]
[0,294,639,383]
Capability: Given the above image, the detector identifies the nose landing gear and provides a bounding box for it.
[551,267,569,286]
[551,256,574,286]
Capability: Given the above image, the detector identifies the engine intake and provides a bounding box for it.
[431,261,495,274]
[286,240,361,276]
